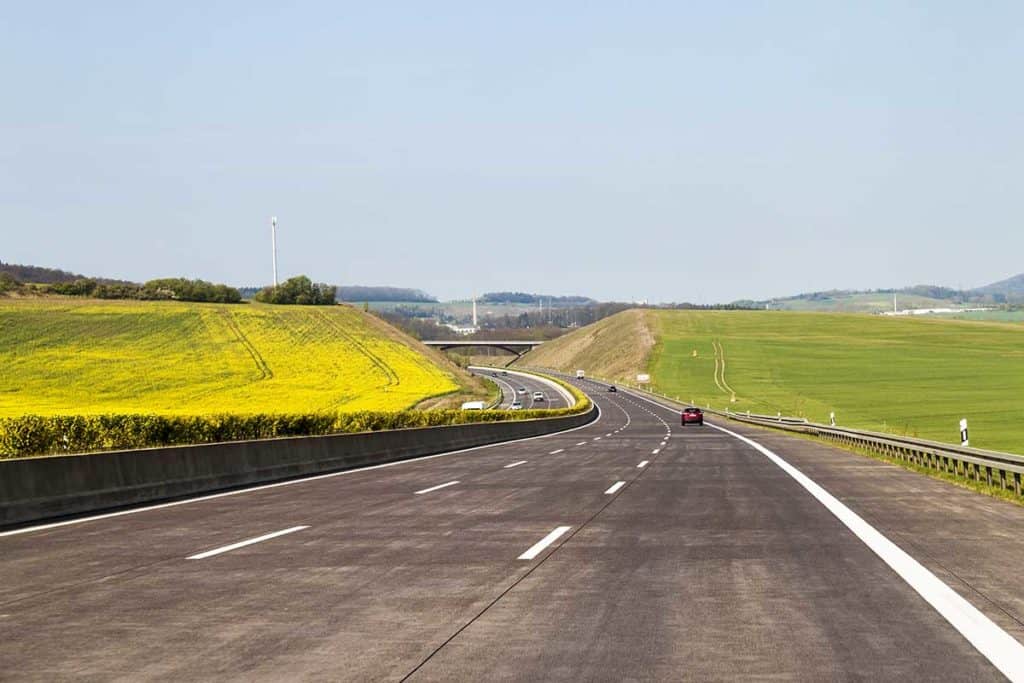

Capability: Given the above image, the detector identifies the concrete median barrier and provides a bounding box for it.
[0,406,597,528]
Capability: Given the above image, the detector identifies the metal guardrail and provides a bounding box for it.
[526,366,1024,499]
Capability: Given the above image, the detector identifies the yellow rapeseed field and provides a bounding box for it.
[0,299,462,416]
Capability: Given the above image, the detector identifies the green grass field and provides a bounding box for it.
[523,309,1024,452]
[0,299,475,417]
[925,310,1024,323]
[774,292,954,313]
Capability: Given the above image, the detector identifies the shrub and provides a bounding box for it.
[0,405,590,459]
[254,276,336,305]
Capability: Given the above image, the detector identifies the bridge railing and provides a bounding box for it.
[527,366,1024,500]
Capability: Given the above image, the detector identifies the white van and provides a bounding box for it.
[460,401,486,410]
[576,370,585,379]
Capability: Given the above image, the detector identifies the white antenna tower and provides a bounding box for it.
[271,216,279,287]
[472,296,478,328]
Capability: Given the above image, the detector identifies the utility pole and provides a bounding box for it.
[271,216,279,287]
[472,295,478,328]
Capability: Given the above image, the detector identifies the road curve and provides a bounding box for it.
[473,367,568,410]
[1,379,1023,680]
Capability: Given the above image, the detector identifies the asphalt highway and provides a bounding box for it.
[473,368,567,410]
[2,379,1023,680]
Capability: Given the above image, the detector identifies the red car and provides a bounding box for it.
[681,407,704,426]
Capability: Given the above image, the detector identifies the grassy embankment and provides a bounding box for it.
[0,299,482,417]
[522,309,1024,453]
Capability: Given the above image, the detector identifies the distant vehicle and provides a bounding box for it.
[517,387,527,394]
[576,370,585,379]
[681,407,704,426]
[501,371,508,376]
[461,401,486,410]
[510,401,522,410]
[608,385,617,392]
[532,391,545,402]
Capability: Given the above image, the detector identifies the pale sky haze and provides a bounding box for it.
[3,2,1023,302]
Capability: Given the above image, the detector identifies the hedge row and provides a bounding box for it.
[0,406,588,459]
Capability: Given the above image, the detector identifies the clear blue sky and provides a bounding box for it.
[4,2,1023,303]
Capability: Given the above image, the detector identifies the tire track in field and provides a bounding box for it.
[219,311,273,380]
[315,310,400,387]
[713,339,736,399]
[712,341,726,395]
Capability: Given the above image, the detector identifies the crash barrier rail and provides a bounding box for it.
[526,366,1024,499]
[1,381,596,529]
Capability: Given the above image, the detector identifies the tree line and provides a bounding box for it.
[0,274,243,302]
[0,261,133,286]
[480,291,596,305]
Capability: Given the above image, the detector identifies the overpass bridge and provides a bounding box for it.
[422,339,544,364]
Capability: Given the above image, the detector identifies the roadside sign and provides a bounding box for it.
[636,374,650,383]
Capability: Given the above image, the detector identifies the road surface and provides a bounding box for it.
[2,379,1023,680]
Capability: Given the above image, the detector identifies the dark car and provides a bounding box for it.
[681,407,704,426]
[608,385,618,392]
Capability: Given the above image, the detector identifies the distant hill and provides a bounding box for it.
[734,275,1024,312]
[481,292,596,306]
[338,286,437,303]
[973,273,1024,296]
[0,261,134,285]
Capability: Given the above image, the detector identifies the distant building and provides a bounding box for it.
[444,323,480,336]
[881,307,992,316]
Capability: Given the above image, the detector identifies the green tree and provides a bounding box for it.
[254,276,336,305]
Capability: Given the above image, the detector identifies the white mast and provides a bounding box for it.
[472,296,478,328]
[271,216,279,287]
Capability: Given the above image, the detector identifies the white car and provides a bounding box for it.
[509,401,522,410]
[517,387,527,394]
[532,391,545,402]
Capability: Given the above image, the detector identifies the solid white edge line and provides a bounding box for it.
[414,480,460,495]
[637,460,649,468]
[2,401,603,539]
[504,460,528,469]
[518,525,572,560]
[707,422,1024,682]
[604,481,626,495]
[187,525,308,560]
[622,386,1024,681]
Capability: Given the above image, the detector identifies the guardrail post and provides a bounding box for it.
[986,466,993,487]
[999,469,1007,491]
[1015,472,1022,497]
